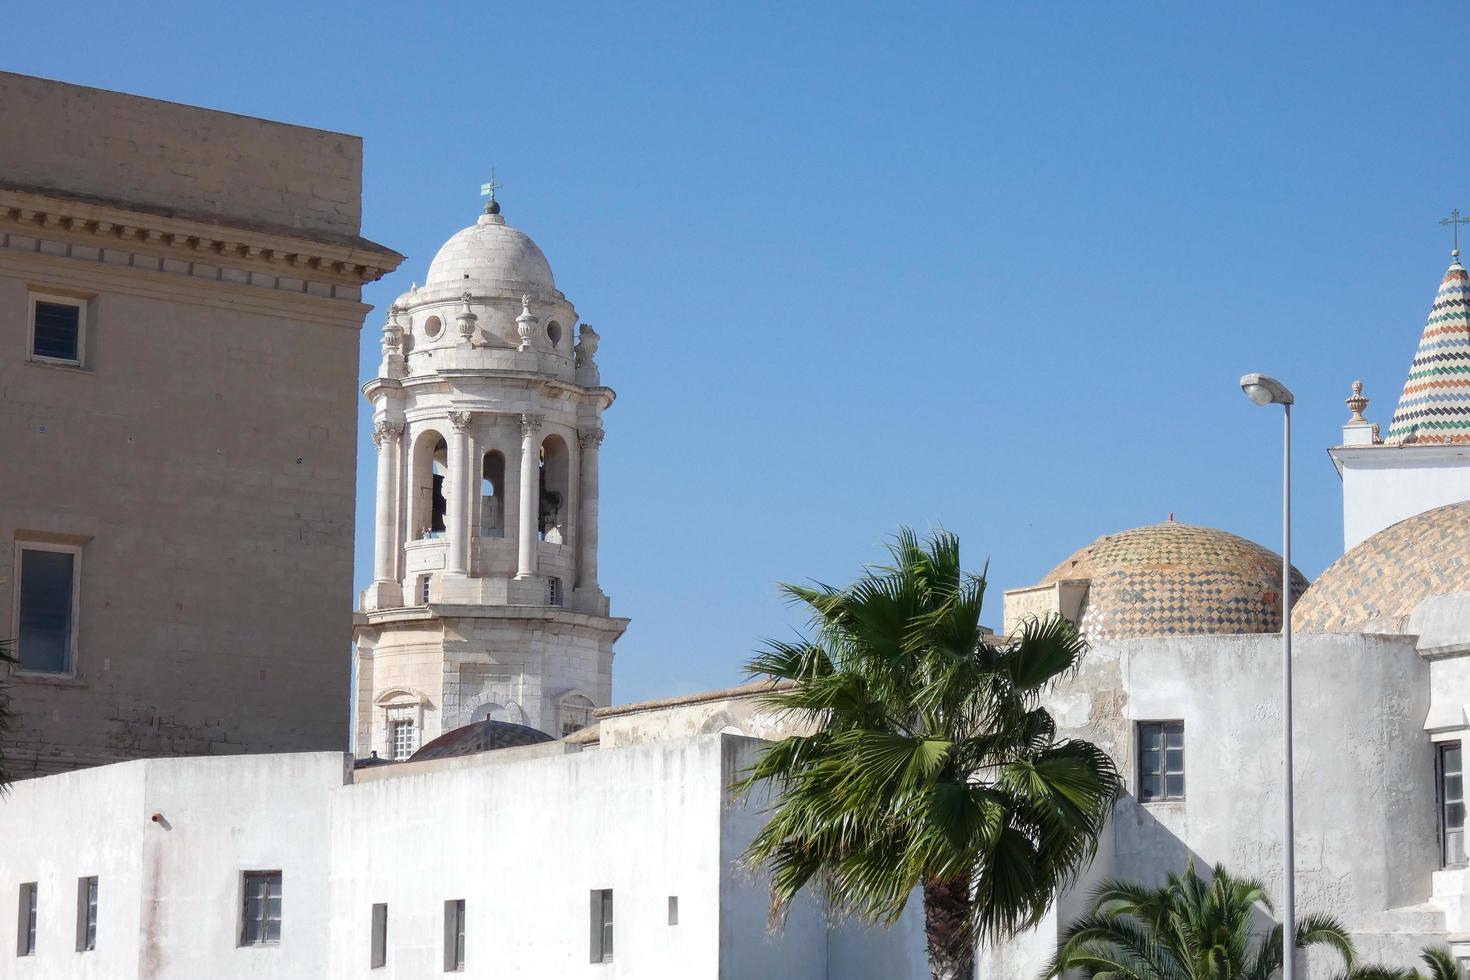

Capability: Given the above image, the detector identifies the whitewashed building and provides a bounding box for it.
[6,72,1470,978]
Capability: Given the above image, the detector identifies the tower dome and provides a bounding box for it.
[1294,499,1470,633]
[1036,521,1308,640]
[423,211,556,294]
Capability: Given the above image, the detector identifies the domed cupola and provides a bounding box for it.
[1294,499,1470,635]
[1006,520,1308,641]
[382,196,582,362]
[423,204,558,296]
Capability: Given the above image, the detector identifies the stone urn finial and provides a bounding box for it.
[382,305,404,354]
[455,292,479,346]
[574,323,601,382]
[378,305,406,379]
[516,293,538,352]
[1346,380,1369,423]
[575,323,600,361]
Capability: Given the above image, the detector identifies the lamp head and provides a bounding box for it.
[1240,373,1294,406]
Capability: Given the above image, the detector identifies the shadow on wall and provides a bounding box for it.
[1055,798,1294,971]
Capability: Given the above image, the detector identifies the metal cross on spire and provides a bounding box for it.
[480,170,503,203]
[1442,208,1469,258]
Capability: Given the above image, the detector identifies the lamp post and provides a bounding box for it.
[1240,372,1295,980]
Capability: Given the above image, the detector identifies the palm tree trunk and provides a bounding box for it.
[923,874,976,980]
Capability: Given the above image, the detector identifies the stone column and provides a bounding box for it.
[566,431,581,559]
[576,427,603,591]
[371,419,405,584]
[446,411,473,576]
[516,414,542,579]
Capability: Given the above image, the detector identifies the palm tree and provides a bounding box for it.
[1044,862,1356,980]
[734,528,1121,980]
[1339,946,1460,980]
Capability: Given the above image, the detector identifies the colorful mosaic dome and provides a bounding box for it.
[1039,521,1308,641]
[1293,500,1470,633]
[1385,257,1470,445]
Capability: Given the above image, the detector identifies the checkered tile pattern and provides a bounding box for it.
[1040,521,1308,640]
[1386,258,1470,445]
[1293,499,1470,633]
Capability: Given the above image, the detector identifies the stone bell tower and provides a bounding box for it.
[352,190,627,758]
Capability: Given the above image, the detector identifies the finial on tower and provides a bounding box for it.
[1442,208,1468,261]
[480,170,504,215]
[1346,379,1369,423]
[455,291,479,347]
[516,293,538,351]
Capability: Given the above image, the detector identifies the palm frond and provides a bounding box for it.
[1419,947,1460,980]
[1295,911,1356,968]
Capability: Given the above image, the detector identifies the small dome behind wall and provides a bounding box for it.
[1294,499,1470,635]
[1014,520,1308,641]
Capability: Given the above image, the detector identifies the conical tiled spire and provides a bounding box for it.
[1385,256,1470,444]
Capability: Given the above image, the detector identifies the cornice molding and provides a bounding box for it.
[0,184,403,285]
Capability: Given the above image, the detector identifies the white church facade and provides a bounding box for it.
[7,72,1470,980]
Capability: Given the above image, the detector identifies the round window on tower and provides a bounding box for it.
[547,320,563,349]
[423,315,443,340]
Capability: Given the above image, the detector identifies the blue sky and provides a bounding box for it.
[7,2,1463,702]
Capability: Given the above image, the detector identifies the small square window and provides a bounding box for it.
[589,888,613,963]
[371,903,388,969]
[1138,721,1185,802]
[443,899,465,972]
[76,876,98,952]
[30,295,85,365]
[240,871,282,946]
[16,882,37,957]
[16,544,80,674]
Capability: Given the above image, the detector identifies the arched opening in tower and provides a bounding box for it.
[481,450,506,537]
[539,435,569,543]
[409,430,449,539]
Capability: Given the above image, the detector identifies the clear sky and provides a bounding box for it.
[6,2,1464,702]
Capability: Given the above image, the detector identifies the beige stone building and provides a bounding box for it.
[0,72,402,775]
[352,190,627,759]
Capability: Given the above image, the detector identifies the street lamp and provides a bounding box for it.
[1239,372,1296,980]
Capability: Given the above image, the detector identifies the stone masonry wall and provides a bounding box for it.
[0,71,362,239]
[0,264,365,774]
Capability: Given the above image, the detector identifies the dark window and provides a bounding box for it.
[431,471,447,533]
[443,899,465,972]
[16,882,37,957]
[240,872,282,946]
[1138,721,1185,802]
[32,300,81,362]
[18,548,76,673]
[667,895,679,926]
[76,876,98,952]
[589,889,613,963]
[1441,743,1465,867]
[371,903,388,969]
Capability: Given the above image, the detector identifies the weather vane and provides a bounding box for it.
[480,169,503,204]
[1442,208,1469,258]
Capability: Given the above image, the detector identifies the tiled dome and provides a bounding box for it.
[1040,521,1308,641]
[407,719,555,762]
[1294,500,1470,633]
[424,212,555,293]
